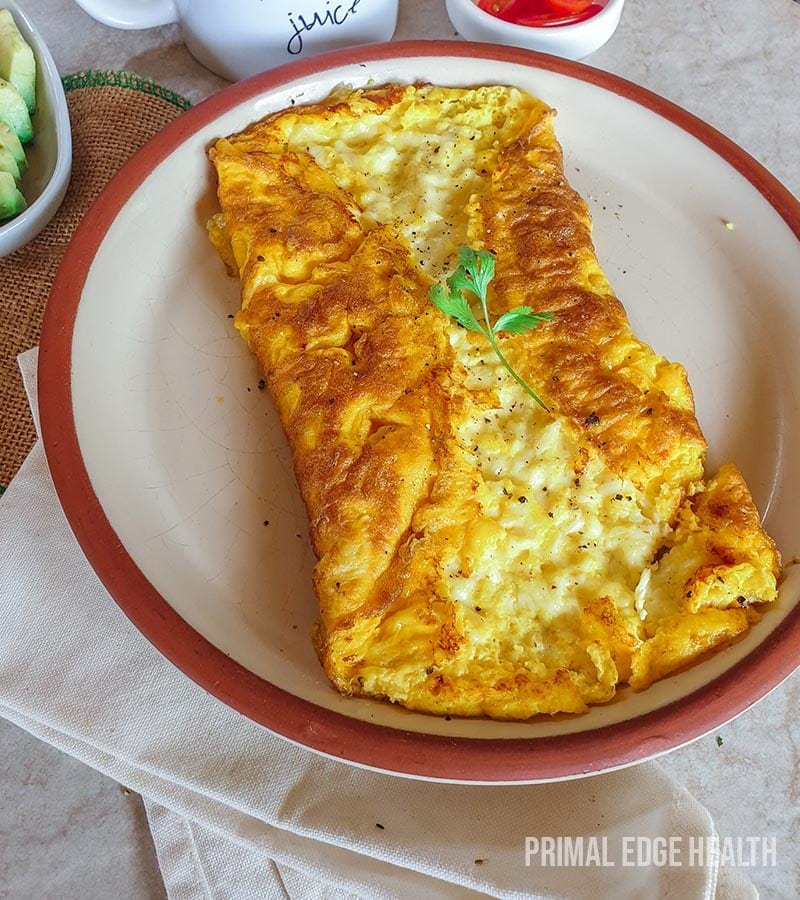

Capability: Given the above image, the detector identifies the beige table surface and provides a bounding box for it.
[2,0,799,897]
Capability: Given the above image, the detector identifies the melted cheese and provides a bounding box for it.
[256,85,533,274]
[447,332,668,628]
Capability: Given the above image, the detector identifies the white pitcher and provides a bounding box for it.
[73,0,399,81]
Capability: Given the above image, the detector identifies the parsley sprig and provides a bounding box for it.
[429,246,554,411]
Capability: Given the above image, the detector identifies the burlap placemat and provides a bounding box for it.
[0,71,191,488]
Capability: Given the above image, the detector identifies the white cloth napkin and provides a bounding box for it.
[0,348,756,900]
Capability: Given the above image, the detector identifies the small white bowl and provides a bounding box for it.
[445,0,625,60]
[0,0,72,257]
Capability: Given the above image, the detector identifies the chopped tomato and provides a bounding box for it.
[477,0,602,27]
[545,0,593,14]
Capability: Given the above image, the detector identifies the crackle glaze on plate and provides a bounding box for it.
[39,43,800,783]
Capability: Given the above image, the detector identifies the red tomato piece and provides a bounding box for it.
[545,0,593,12]
[478,0,600,26]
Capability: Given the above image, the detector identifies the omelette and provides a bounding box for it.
[207,84,780,719]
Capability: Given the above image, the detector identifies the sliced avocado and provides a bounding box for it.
[0,169,25,220]
[0,76,31,143]
[0,120,25,170]
[0,10,35,114]
[0,141,20,181]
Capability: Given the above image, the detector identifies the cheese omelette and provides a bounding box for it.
[207,84,780,719]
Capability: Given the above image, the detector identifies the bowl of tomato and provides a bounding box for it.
[445,0,625,59]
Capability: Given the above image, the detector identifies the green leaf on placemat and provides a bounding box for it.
[0,484,6,496]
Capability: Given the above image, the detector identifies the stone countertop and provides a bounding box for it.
[2,0,799,897]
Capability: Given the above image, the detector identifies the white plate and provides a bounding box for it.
[39,43,800,782]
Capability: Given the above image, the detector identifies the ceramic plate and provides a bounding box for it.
[39,42,800,783]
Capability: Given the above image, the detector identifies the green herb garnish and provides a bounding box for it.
[429,246,554,411]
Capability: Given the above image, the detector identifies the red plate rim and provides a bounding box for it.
[38,40,800,783]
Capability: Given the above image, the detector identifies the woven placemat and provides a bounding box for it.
[0,71,191,487]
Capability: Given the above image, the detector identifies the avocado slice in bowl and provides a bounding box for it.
[0,1,71,254]
[0,140,21,181]
[0,8,34,114]
[0,119,26,170]
[0,75,31,143]
[0,168,25,219]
